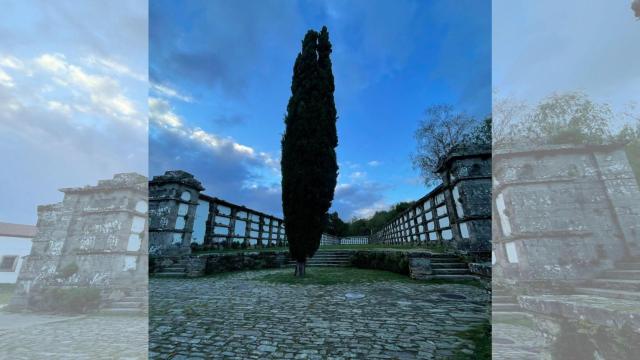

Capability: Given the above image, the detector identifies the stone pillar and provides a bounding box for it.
[438,145,492,256]
[149,171,204,256]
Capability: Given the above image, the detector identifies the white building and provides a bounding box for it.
[0,221,36,284]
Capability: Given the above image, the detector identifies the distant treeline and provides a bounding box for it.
[324,201,415,237]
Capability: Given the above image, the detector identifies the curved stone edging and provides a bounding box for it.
[152,249,476,279]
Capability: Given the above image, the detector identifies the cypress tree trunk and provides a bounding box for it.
[282,26,338,278]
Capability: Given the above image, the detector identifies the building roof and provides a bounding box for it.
[0,221,37,238]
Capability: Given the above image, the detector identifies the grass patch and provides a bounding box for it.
[193,243,448,255]
[255,267,484,288]
[453,321,491,359]
[256,267,411,285]
[0,284,16,305]
[494,313,536,329]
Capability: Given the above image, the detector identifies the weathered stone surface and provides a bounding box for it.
[469,262,491,277]
[149,269,490,359]
[519,295,640,332]
[0,314,148,358]
[409,257,432,279]
[370,146,491,258]
[9,173,148,311]
[493,144,640,283]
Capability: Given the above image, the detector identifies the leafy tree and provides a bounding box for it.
[520,92,612,145]
[412,104,485,185]
[281,26,338,277]
[325,211,348,237]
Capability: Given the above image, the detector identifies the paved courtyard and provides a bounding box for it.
[0,313,148,359]
[149,269,490,359]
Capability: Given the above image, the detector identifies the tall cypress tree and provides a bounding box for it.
[281,26,338,277]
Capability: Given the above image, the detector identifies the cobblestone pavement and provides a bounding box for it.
[150,269,490,359]
[492,314,553,360]
[0,313,148,359]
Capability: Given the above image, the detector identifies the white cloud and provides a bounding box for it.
[349,171,366,180]
[47,101,72,116]
[367,160,381,167]
[353,201,389,220]
[0,68,14,87]
[0,56,24,70]
[150,96,278,172]
[151,82,193,103]
[84,55,146,82]
[34,53,140,125]
[149,97,183,128]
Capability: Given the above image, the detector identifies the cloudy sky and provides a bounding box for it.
[493,0,640,129]
[0,1,148,224]
[149,0,491,220]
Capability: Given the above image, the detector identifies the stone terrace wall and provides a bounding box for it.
[371,145,491,257]
[149,171,287,256]
[10,173,148,310]
[492,144,640,284]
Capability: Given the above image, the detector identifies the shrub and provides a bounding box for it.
[36,287,101,313]
[56,263,79,279]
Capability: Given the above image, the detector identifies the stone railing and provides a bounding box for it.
[371,145,491,256]
[149,171,286,255]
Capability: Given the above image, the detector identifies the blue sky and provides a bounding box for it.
[493,0,640,131]
[0,1,148,224]
[149,0,491,220]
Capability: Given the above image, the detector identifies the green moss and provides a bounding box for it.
[0,284,16,306]
[256,267,412,285]
[453,321,491,360]
[254,267,485,288]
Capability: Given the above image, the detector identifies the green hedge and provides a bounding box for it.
[350,251,410,275]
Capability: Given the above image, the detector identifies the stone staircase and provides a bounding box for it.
[574,257,640,301]
[492,287,521,313]
[427,254,478,280]
[101,289,148,315]
[287,250,352,267]
[153,258,188,278]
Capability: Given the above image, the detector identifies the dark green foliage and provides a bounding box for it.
[453,321,491,359]
[325,211,349,237]
[324,202,415,236]
[281,26,338,263]
[350,251,410,275]
[33,287,101,313]
[56,262,79,279]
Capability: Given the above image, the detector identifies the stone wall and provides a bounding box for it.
[149,171,287,256]
[9,173,148,310]
[371,145,491,257]
[492,144,640,284]
[151,251,290,277]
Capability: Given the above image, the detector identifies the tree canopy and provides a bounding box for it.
[281,26,338,275]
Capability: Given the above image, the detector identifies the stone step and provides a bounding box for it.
[493,303,521,312]
[574,287,640,301]
[429,258,461,263]
[154,272,188,278]
[302,263,349,267]
[109,301,143,308]
[427,274,479,281]
[492,295,517,303]
[118,296,149,303]
[430,262,467,269]
[601,270,640,280]
[162,267,186,272]
[616,262,640,270]
[492,289,514,296]
[100,307,147,315]
[432,268,470,275]
[590,279,640,291]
